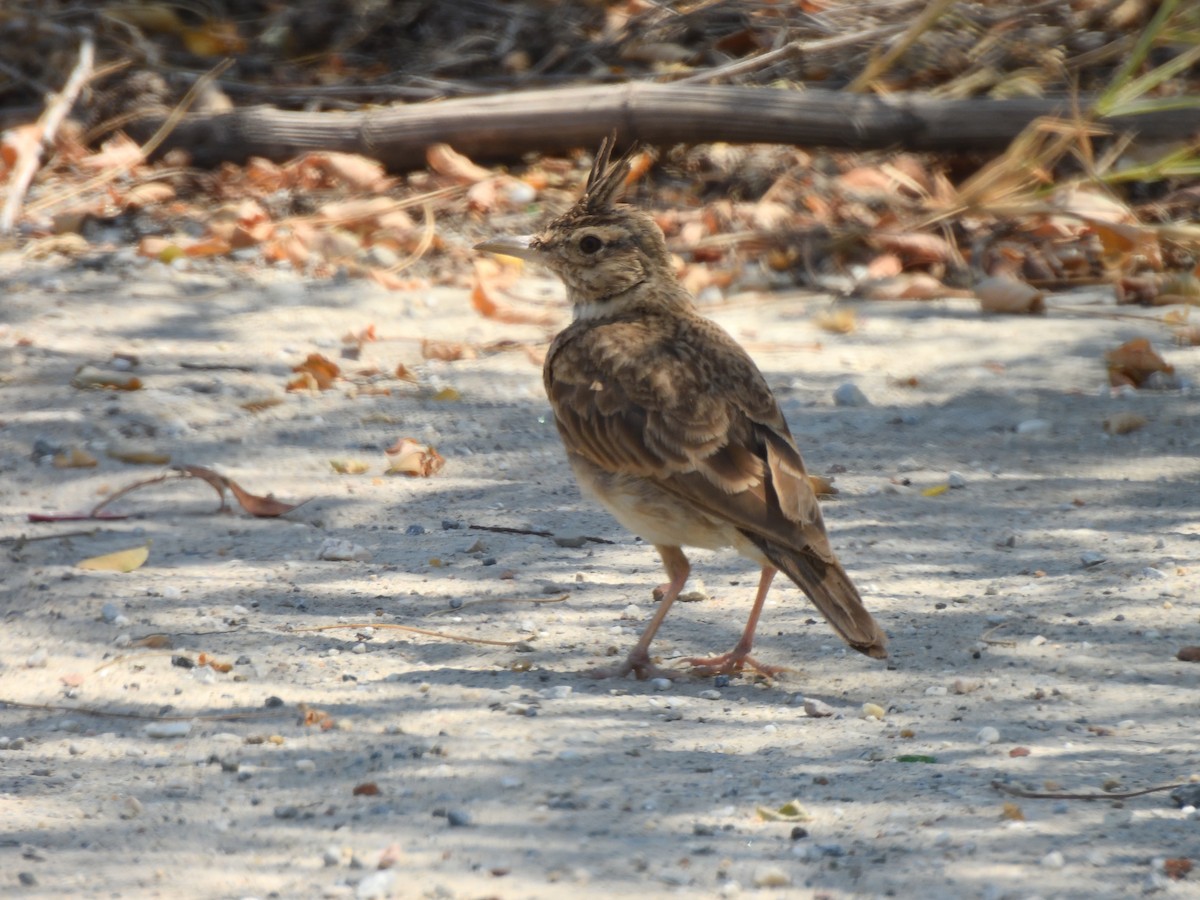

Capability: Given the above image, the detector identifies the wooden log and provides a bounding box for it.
[122,82,1200,171]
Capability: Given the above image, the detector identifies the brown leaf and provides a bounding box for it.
[123,182,176,209]
[421,339,476,361]
[385,437,446,477]
[53,448,98,468]
[471,263,556,326]
[859,274,968,301]
[1163,858,1193,880]
[808,474,838,497]
[975,276,1045,314]
[813,310,857,334]
[225,479,300,517]
[1001,802,1025,821]
[106,447,171,465]
[352,782,381,796]
[426,143,492,184]
[1104,338,1173,387]
[872,232,955,265]
[288,353,340,391]
[1177,646,1200,663]
[1103,412,1147,435]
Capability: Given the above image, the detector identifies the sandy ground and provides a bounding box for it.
[1,247,1198,900]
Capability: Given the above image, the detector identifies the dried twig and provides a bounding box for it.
[0,698,287,722]
[847,0,958,93]
[425,593,570,616]
[293,622,527,647]
[0,529,101,545]
[673,22,909,86]
[0,32,94,235]
[468,523,614,544]
[992,779,1188,801]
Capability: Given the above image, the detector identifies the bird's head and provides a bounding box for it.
[475,137,677,319]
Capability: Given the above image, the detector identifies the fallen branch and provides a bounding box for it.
[293,622,527,647]
[992,779,1188,801]
[0,698,287,722]
[117,83,1200,171]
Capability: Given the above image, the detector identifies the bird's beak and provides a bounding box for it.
[473,234,542,263]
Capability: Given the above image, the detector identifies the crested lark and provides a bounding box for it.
[475,138,888,679]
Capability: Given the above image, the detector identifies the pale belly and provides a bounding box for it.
[567,452,768,565]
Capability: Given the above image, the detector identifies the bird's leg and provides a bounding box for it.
[586,546,689,680]
[688,565,790,678]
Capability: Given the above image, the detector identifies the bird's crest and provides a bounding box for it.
[578,134,642,214]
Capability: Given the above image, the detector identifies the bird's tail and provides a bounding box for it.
[752,537,888,659]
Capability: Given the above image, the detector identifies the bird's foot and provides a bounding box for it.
[687,651,791,679]
[584,649,681,681]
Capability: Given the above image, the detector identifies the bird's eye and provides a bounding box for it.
[578,234,603,254]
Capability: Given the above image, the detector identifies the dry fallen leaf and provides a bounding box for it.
[813,309,857,334]
[224,479,301,517]
[421,339,476,361]
[78,543,150,573]
[330,459,370,475]
[385,438,446,477]
[107,447,171,465]
[287,353,340,391]
[975,276,1045,314]
[1001,802,1025,821]
[858,273,969,301]
[426,143,493,184]
[1104,338,1173,388]
[1103,412,1147,435]
[808,474,838,497]
[53,448,98,468]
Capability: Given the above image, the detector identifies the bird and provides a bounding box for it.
[474,137,888,679]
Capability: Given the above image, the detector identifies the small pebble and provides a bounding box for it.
[713,674,731,688]
[833,383,870,407]
[25,649,48,668]
[699,690,721,701]
[318,539,372,562]
[977,726,1001,744]
[543,685,572,700]
[1041,850,1065,869]
[752,865,791,888]
[18,872,37,887]
[947,471,967,488]
[144,720,192,739]
[441,519,462,530]
[1079,551,1106,568]
[650,678,672,692]
[1140,567,1168,580]
[804,698,836,718]
[295,759,317,773]
[404,524,426,536]
[355,870,397,900]
[861,702,885,720]
[323,846,342,867]
[446,809,472,827]
[100,602,121,623]
[1016,418,1049,435]
[1030,635,1047,647]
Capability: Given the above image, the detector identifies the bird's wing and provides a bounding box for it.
[545,313,835,563]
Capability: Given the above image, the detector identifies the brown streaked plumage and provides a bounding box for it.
[475,137,888,679]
